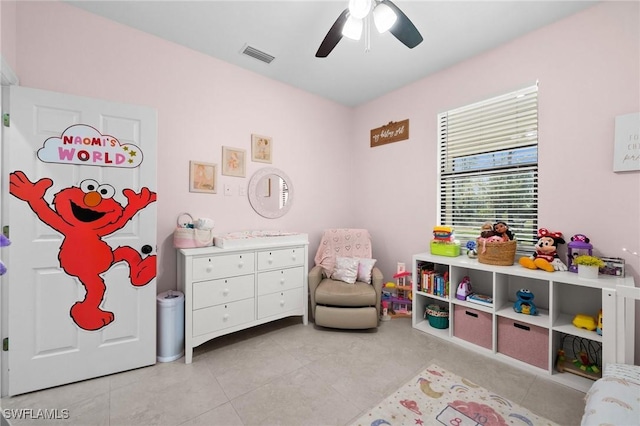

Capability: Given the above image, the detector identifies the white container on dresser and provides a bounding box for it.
[178,235,309,363]
[412,252,635,392]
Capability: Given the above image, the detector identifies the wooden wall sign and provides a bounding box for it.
[370,119,409,147]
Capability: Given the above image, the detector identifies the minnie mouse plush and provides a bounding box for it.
[519,228,567,272]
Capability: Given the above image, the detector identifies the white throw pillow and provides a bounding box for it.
[331,256,359,284]
[357,258,377,283]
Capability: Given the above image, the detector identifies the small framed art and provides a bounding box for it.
[189,161,217,193]
[251,134,272,163]
[222,146,246,177]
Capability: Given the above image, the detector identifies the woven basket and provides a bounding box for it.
[425,304,449,329]
[477,239,517,266]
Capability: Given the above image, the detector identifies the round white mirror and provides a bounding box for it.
[248,167,294,219]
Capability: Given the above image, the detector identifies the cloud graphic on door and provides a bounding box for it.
[37,124,144,168]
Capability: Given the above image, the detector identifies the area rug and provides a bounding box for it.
[351,364,558,426]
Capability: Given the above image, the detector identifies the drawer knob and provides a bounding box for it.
[223,314,230,320]
[280,300,285,306]
[280,278,285,284]
[206,265,213,273]
[223,288,230,296]
[268,258,273,264]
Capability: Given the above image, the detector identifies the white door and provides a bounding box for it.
[2,86,157,396]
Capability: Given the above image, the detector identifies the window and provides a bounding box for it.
[437,84,538,250]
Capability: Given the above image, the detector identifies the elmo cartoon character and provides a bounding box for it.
[9,170,156,331]
[519,228,567,272]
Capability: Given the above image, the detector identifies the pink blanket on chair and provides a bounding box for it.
[314,229,372,278]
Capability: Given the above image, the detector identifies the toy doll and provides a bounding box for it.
[494,221,514,241]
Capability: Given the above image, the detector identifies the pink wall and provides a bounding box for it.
[353,1,640,281]
[0,0,18,72]
[9,1,640,358]
[12,1,355,292]
[352,1,639,360]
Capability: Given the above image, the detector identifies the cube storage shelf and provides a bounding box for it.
[412,252,635,392]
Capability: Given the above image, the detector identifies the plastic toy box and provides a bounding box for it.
[430,241,460,257]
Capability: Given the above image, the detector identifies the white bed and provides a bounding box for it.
[581,283,640,426]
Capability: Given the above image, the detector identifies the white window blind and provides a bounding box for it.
[437,84,539,249]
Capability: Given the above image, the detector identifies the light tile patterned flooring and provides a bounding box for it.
[1,317,586,425]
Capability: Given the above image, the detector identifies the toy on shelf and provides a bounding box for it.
[513,288,538,315]
[476,221,517,266]
[493,221,515,241]
[567,234,593,273]
[465,241,478,258]
[596,310,603,335]
[430,226,460,257]
[456,276,472,301]
[572,313,597,331]
[518,228,567,272]
[556,334,602,381]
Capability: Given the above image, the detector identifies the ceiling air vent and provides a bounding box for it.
[241,44,275,64]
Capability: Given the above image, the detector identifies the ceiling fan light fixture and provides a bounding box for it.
[373,3,397,33]
[342,14,363,40]
[348,0,372,20]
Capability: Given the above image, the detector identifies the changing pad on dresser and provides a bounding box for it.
[581,363,640,425]
[213,230,308,248]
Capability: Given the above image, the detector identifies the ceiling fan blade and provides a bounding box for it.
[315,9,349,58]
[383,0,423,49]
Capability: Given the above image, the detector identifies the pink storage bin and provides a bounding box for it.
[497,316,549,370]
[453,305,492,350]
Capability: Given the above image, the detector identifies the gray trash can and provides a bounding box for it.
[156,290,185,362]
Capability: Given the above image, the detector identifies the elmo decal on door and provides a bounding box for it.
[9,171,157,331]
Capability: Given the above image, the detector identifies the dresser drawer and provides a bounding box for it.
[257,287,303,319]
[192,298,255,337]
[257,247,304,270]
[257,267,303,296]
[192,252,255,281]
[192,274,254,310]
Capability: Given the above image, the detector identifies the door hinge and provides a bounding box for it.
[2,338,8,351]
[2,113,9,127]
[2,226,8,239]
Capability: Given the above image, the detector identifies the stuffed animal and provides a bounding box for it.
[0,234,11,275]
[519,228,567,272]
[514,288,538,315]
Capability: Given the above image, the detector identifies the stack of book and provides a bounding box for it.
[420,269,449,297]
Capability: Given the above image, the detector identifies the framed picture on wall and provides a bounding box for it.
[222,146,246,177]
[251,134,273,163]
[189,161,217,193]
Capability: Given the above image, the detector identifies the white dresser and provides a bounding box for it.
[177,235,309,363]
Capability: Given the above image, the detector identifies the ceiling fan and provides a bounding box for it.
[315,0,423,58]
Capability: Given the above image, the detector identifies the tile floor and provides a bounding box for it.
[1,317,587,426]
